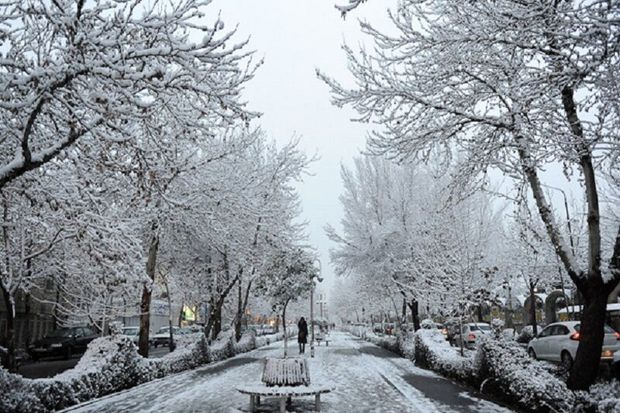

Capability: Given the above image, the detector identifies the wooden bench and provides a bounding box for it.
[238,384,333,412]
[237,357,333,412]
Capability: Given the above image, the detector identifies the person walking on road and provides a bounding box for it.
[298,317,308,354]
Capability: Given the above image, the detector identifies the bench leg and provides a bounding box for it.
[249,395,255,412]
[256,395,260,406]
[315,394,321,412]
[280,397,286,413]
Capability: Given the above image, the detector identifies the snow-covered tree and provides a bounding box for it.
[254,247,318,357]
[0,0,257,189]
[328,156,501,332]
[322,0,620,390]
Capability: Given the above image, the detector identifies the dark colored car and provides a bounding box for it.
[28,326,98,361]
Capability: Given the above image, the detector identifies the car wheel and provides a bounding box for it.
[561,351,573,370]
[528,348,537,359]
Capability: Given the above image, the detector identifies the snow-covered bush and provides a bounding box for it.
[0,323,289,413]
[366,332,400,353]
[0,368,46,413]
[420,319,436,329]
[233,330,257,355]
[397,331,415,361]
[501,328,516,341]
[516,325,535,344]
[491,319,505,338]
[414,329,476,384]
[207,331,237,363]
[0,336,157,413]
[158,334,209,375]
[475,337,574,412]
[574,380,620,413]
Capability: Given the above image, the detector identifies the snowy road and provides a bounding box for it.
[63,332,515,413]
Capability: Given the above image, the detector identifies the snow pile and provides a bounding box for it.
[574,381,620,413]
[475,337,574,412]
[414,329,475,384]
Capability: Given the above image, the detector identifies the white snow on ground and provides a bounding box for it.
[62,332,515,413]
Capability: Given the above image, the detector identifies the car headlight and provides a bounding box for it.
[50,343,63,348]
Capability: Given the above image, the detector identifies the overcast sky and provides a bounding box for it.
[208,0,398,291]
[206,1,591,301]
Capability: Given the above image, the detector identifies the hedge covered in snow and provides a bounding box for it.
[0,335,156,413]
[397,330,415,361]
[475,337,574,412]
[414,329,476,384]
[574,381,620,413]
[343,324,587,413]
[0,328,295,413]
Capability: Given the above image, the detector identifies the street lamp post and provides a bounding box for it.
[311,259,323,358]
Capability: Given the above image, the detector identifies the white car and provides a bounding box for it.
[120,326,140,345]
[453,323,491,349]
[527,321,620,368]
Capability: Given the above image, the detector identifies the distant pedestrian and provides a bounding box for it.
[298,317,308,354]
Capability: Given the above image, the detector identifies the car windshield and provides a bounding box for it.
[47,328,74,338]
[470,324,491,331]
[122,328,138,335]
[574,324,615,334]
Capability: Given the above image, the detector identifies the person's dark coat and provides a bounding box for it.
[298,318,308,344]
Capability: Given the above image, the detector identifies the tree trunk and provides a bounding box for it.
[282,300,290,358]
[529,283,538,336]
[567,282,608,390]
[477,305,484,323]
[408,300,420,331]
[1,288,16,372]
[204,275,239,341]
[401,298,407,325]
[207,304,222,342]
[178,301,184,327]
[138,221,159,357]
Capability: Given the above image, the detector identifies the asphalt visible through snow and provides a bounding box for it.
[62,332,516,413]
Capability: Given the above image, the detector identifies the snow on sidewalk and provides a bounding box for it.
[62,332,515,413]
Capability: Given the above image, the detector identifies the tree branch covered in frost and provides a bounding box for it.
[0,0,259,189]
[328,155,504,320]
[335,0,368,18]
[320,0,620,284]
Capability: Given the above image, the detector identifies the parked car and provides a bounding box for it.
[28,326,98,360]
[120,326,140,345]
[152,326,179,347]
[452,322,492,349]
[436,323,449,340]
[384,323,395,335]
[528,321,620,369]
